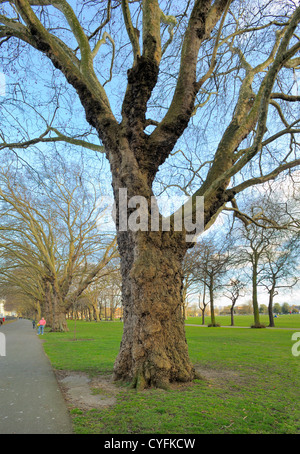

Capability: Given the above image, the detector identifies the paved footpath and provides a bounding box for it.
[0,319,73,434]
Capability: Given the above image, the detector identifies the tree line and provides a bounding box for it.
[0,155,119,331]
[183,192,299,328]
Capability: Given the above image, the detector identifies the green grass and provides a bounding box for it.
[42,319,300,434]
[42,321,123,374]
[186,313,300,328]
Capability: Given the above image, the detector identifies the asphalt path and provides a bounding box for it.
[0,319,73,434]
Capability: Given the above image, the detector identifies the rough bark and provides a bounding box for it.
[113,229,195,389]
[50,311,68,332]
[49,283,68,332]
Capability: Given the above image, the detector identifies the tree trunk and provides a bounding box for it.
[200,286,206,325]
[43,280,52,325]
[268,286,276,328]
[251,257,263,328]
[230,306,235,326]
[107,125,202,388]
[50,284,68,332]
[113,230,195,389]
[87,307,92,322]
[201,309,205,325]
[51,310,68,332]
[209,279,217,326]
[92,302,100,322]
[230,298,237,326]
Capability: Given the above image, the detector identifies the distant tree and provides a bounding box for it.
[182,246,203,320]
[282,303,292,314]
[223,278,245,326]
[0,160,118,330]
[192,235,231,327]
[198,288,209,326]
[237,224,272,327]
[261,239,298,326]
[273,303,282,314]
[259,304,268,314]
[238,301,253,315]
[232,193,299,328]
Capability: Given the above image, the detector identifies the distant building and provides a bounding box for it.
[0,299,5,316]
[0,299,16,317]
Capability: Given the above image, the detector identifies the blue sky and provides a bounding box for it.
[0,1,299,308]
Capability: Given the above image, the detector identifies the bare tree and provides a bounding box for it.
[192,236,231,326]
[182,243,204,319]
[0,160,118,330]
[237,223,276,328]
[261,236,299,327]
[0,1,299,387]
[223,278,245,326]
[233,192,300,327]
[198,290,209,326]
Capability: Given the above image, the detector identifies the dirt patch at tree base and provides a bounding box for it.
[55,371,119,411]
[55,366,246,411]
[194,365,247,388]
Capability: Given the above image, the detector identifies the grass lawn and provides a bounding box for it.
[42,319,300,434]
[186,313,300,328]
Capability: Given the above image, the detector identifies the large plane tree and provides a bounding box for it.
[0,0,299,389]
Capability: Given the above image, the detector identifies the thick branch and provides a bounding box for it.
[121,0,141,63]
[149,0,230,165]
